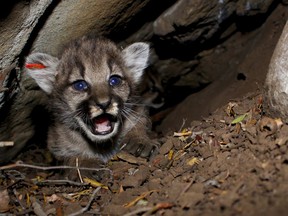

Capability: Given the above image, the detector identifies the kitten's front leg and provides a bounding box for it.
[122,115,160,159]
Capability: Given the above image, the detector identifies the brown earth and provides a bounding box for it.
[1,4,288,216]
[2,90,288,216]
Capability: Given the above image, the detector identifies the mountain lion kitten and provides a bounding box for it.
[139,67,165,109]
[25,35,158,165]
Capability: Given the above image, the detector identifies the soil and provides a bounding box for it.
[2,91,288,216]
[1,4,288,216]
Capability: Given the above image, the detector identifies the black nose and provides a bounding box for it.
[97,100,111,110]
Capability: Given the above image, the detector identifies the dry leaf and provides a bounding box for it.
[123,190,158,208]
[173,131,192,137]
[46,194,63,203]
[148,202,174,214]
[187,157,202,166]
[116,151,147,165]
[168,150,174,160]
[0,189,10,212]
[226,102,237,117]
[83,177,108,189]
[274,118,283,129]
[258,116,278,134]
[67,189,93,200]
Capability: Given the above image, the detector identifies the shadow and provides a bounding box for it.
[235,1,279,32]
[0,0,18,19]
[107,0,176,42]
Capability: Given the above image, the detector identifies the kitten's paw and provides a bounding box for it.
[123,138,160,159]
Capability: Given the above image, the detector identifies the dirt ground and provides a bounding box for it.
[1,4,288,216]
[2,90,288,216]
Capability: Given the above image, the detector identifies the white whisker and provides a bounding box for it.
[121,105,146,128]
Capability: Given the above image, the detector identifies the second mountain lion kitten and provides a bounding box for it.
[25,35,158,164]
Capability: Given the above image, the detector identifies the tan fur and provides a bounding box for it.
[0,76,49,164]
[139,67,165,109]
[25,35,159,165]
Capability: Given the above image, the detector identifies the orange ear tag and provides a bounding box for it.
[25,63,46,69]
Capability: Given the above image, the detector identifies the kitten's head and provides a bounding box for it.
[25,36,149,143]
[139,67,165,109]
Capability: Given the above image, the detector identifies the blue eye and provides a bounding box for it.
[72,80,88,91]
[109,75,122,87]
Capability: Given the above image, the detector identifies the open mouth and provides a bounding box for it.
[92,114,117,135]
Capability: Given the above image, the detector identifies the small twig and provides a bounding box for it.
[144,203,174,216]
[123,207,153,216]
[176,179,194,201]
[35,179,89,187]
[0,160,111,174]
[0,141,14,147]
[1,161,114,182]
[123,190,158,208]
[178,118,187,132]
[68,187,101,216]
[120,142,127,150]
[76,157,83,183]
[124,203,174,216]
[13,189,26,210]
[173,131,192,137]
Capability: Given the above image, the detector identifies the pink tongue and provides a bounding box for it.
[94,117,111,133]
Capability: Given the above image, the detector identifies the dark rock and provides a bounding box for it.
[153,0,236,44]
[236,0,276,16]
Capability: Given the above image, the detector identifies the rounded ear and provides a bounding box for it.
[122,42,150,84]
[25,53,59,94]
